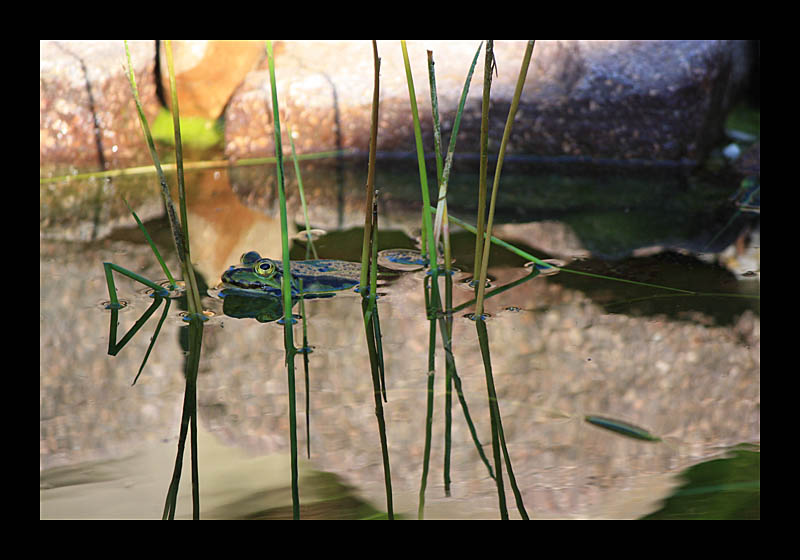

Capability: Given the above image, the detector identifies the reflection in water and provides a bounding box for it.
[41,233,760,518]
[525,258,565,277]
[377,249,427,272]
[40,161,759,519]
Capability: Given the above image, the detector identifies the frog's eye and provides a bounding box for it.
[240,251,262,265]
[253,259,276,278]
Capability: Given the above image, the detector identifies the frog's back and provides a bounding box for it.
[289,259,361,294]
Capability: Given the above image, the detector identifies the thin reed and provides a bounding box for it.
[400,40,441,519]
[40,149,349,185]
[123,39,206,520]
[470,40,536,520]
[419,43,486,511]
[288,125,319,260]
[403,41,504,518]
[265,40,301,520]
[359,40,394,519]
[474,41,535,315]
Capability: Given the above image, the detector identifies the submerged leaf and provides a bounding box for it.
[585,415,662,442]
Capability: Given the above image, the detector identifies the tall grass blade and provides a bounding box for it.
[266,40,300,520]
[444,356,496,481]
[400,41,438,282]
[360,41,382,291]
[288,125,318,260]
[41,149,351,185]
[443,208,727,296]
[427,51,445,192]
[123,41,185,267]
[360,40,393,519]
[368,200,387,401]
[408,41,499,514]
[130,296,171,386]
[360,226,393,517]
[475,319,508,518]
[449,266,539,315]
[163,40,205,520]
[471,41,536,520]
[473,40,495,287]
[442,234,454,496]
[418,275,437,519]
[402,40,443,519]
[125,39,205,519]
[428,51,460,498]
[420,50,442,512]
[425,44,483,498]
[431,42,482,245]
[162,316,204,520]
[103,262,167,301]
[121,198,177,289]
[475,40,535,316]
[362,298,394,518]
[103,265,166,358]
[296,280,313,458]
[164,42,190,257]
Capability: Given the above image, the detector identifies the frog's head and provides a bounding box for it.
[221,251,288,294]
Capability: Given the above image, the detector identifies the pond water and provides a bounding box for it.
[40,159,759,519]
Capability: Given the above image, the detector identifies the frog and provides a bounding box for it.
[221,251,362,298]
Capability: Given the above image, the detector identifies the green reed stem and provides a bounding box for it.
[406,40,437,517]
[420,50,442,512]
[266,40,300,520]
[428,51,444,192]
[369,209,387,401]
[473,40,494,289]
[443,208,718,296]
[426,45,483,498]
[288,127,319,259]
[162,316,203,520]
[417,43,498,513]
[288,125,318,260]
[426,50,452,497]
[121,198,177,289]
[125,40,205,519]
[296,279,312,459]
[41,150,351,185]
[361,41,381,291]
[103,262,166,300]
[130,296,171,387]
[474,319,530,519]
[123,41,185,268]
[400,41,438,282]
[163,41,204,317]
[362,292,394,518]
[165,40,204,520]
[474,319,507,517]
[359,41,393,519]
[403,40,444,519]
[475,40,535,317]
[471,40,535,520]
[418,276,437,519]
[165,41,188,255]
[431,42,482,245]
[103,264,171,384]
[442,263,453,496]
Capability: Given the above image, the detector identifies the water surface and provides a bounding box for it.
[40,161,759,519]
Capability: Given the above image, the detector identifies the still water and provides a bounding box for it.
[40,160,759,519]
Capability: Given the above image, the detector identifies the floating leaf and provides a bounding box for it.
[585,415,661,442]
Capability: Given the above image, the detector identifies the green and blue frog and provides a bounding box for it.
[221,251,362,298]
